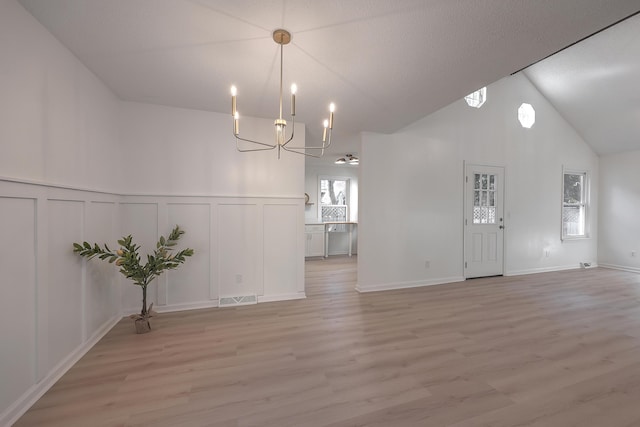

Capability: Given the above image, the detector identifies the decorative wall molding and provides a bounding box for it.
[1,177,305,424]
[0,175,304,200]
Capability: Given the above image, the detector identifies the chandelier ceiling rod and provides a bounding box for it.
[231,29,335,159]
[279,35,283,121]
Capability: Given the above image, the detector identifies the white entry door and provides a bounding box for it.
[464,164,505,278]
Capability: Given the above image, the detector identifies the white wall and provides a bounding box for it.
[0,1,306,424]
[358,73,599,291]
[119,102,304,197]
[0,1,122,424]
[118,103,306,312]
[305,163,359,255]
[0,0,121,191]
[598,150,640,272]
[0,181,123,427]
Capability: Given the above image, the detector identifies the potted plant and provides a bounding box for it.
[73,225,194,334]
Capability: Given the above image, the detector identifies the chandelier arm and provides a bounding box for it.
[284,145,327,150]
[281,129,332,150]
[281,116,295,147]
[235,136,277,152]
[235,134,277,148]
[281,145,324,158]
[236,145,278,152]
[237,147,278,152]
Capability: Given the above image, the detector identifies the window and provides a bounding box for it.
[562,171,588,239]
[464,87,487,108]
[518,103,535,128]
[473,172,497,224]
[319,177,349,225]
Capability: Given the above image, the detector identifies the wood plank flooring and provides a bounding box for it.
[15,258,640,426]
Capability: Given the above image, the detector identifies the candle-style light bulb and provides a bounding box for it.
[234,111,239,135]
[290,83,297,116]
[322,119,329,142]
[231,85,237,116]
[276,123,285,145]
[328,103,335,129]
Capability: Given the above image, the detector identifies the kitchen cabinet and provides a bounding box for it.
[305,224,325,257]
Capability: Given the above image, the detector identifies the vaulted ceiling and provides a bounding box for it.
[18,0,640,160]
[525,12,640,156]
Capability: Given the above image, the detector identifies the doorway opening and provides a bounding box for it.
[304,160,359,294]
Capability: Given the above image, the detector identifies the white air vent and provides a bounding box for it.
[219,295,257,307]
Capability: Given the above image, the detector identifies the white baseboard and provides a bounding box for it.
[599,263,640,274]
[1,314,121,427]
[126,294,307,313]
[153,300,220,313]
[355,276,465,293]
[326,251,358,256]
[258,293,306,303]
[505,264,592,276]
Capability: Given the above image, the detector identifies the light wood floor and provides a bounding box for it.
[16,258,640,426]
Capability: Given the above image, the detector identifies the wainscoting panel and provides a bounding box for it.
[119,203,158,314]
[263,203,305,300]
[46,200,84,371]
[166,203,211,306]
[0,182,304,425]
[85,201,120,338]
[0,197,37,415]
[218,204,259,299]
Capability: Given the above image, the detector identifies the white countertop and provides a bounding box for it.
[305,222,358,226]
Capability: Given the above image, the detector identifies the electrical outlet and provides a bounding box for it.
[235,274,243,284]
[424,260,430,268]
[632,250,636,257]
[545,250,550,258]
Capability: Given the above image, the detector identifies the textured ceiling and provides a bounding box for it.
[525,12,640,156]
[17,0,640,161]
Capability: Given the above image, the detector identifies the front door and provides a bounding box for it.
[464,164,504,278]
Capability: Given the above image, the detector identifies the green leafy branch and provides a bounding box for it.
[73,225,194,318]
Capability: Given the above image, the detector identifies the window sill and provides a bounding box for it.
[561,235,591,242]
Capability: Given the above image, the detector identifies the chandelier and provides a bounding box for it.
[230,29,335,158]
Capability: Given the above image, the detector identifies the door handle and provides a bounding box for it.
[499,225,504,229]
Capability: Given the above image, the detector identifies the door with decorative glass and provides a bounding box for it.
[464,164,505,278]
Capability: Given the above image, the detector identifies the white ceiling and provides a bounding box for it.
[525,12,640,156]
[17,0,640,161]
